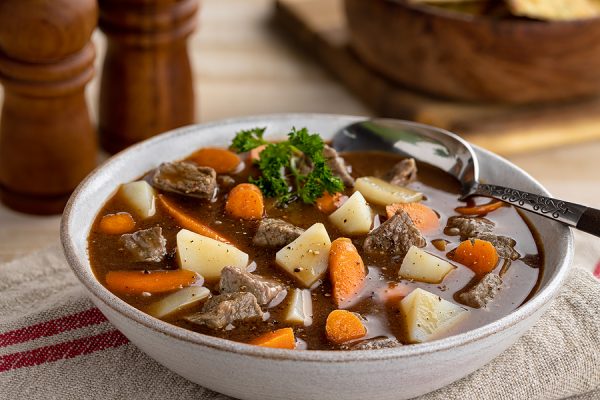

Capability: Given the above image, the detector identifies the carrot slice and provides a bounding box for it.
[372,282,413,305]
[225,183,264,220]
[98,212,136,235]
[452,239,499,276]
[315,192,344,214]
[105,269,198,294]
[189,148,241,173]
[455,200,504,216]
[386,202,439,232]
[373,284,410,305]
[329,238,366,307]
[157,195,230,243]
[249,144,267,162]
[249,327,296,349]
[325,310,367,344]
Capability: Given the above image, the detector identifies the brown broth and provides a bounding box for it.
[88,151,544,350]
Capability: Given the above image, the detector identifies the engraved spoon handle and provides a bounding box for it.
[470,183,600,238]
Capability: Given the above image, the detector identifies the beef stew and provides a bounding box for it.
[88,127,543,350]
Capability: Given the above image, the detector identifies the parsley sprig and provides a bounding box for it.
[230,127,344,205]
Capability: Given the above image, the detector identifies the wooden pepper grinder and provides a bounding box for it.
[0,0,98,215]
[98,0,199,153]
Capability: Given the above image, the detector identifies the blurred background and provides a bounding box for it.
[1,0,599,263]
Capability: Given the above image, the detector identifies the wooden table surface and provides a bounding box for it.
[0,0,599,267]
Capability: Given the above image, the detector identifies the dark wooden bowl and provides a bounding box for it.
[345,0,600,104]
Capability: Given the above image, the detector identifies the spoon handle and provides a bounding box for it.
[470,183,600,237]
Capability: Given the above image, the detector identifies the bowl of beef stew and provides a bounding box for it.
[61,114,572,400]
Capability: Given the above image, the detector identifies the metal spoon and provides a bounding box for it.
[332,118,600,238]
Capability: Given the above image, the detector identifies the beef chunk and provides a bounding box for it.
[323,145,355,187]
[152,161,217,199]
[364,209,426,259]
[342,337,402,351]
[252,218,305,247]
[445,216,495,238]
[446,217,520,260]
[292,145,354,187]
[385,158,418,187]
[478,234,520,261]
[219,266,286,306]
[457,273,503,308]
[185,292,263,329]
[120,227,167,263]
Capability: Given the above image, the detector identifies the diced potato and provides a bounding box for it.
[399,246,455,284]
[147,286,210,319]
[285,288,313,326]
[275,223,331,288]
[328,191,372,235]
[355,176,423,206]
[400,288,467,343]
[119,181,156,219]
[176,229,249,280]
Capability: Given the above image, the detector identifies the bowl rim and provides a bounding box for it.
[382,0,600,26]
[61,113,573,362]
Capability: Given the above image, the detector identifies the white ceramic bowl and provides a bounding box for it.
[61,114,573,400]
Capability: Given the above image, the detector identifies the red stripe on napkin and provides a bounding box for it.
[594,261,600,279]
[0,329,128,373]
[0,308,107,348]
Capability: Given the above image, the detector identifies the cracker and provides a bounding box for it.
[507,0,600,21]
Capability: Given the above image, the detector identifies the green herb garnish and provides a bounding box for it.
[230,127,268,153]
[230,127,345,205]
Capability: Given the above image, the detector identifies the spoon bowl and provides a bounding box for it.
[332,119,479,194]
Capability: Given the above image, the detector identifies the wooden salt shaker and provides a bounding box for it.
[98,0,199,153]
[0,0,98,214]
